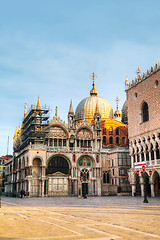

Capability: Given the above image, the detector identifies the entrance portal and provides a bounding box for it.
[82,183,88,197]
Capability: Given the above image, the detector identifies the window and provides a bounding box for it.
[156,142,160,159]
[103,128,106,134]
[146,145,149,161]
[155,80,159,88]
[109,136,113,144]
[151,144,154,160]
[63,139,66,146]
[137,147,139,162]
[116,137,119,144]
[116,128,119,135]
[119,168,126,176]
[103,172,110,183]
[103,136,106,144]
[142,102,149,122]
[54,138,57,146]
[109,127,113,135]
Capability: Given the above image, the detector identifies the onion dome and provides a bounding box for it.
[75,71,113,123]
[114,97,122,118]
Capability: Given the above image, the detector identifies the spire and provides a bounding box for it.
[23,103,27,119]
[14,126,18,140]
[69,99,74,115]
[125,75,130,90]
[125,76,129,86]
[18,122,21,136]
[36,96,41,110]
[95,99,100,115]
[136,66,141,79]
[114,96,121,119]
[90,70,98,96]
[55,106,58,118]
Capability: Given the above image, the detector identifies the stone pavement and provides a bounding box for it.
[0,196,160,240]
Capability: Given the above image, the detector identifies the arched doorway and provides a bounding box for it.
[78,155,93,196]
[32,158,42,197]
[46,155,70,196]
[153,171,160,197]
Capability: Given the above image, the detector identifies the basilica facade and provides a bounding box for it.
[5,72,131,197]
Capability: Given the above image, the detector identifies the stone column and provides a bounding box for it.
[42,180,45,196]
[131,184,136,196]
[28,179,32,196]
[149,151,152,166]
[154,149,157,165]
[144,150,147,162]
[97,178,101,196]
[75,180,78,196]
[74,140,77,151]
[139,153,142,162]
[150,183,155,197]
[131,154,134,168]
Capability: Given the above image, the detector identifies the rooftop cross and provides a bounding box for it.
[116,96,119,109]
[90,69,98,85]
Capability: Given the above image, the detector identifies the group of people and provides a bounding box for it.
[20,189,25,198]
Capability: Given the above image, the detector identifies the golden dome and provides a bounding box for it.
[75,96,113,123]
[75,71,113,123]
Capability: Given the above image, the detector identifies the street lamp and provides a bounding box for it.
[137,166,152,203]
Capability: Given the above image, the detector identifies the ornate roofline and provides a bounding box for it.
[125,62,160,91]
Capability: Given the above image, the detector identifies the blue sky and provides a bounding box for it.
[0,0,160,155]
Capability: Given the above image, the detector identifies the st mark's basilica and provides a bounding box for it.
[5,72,131,197]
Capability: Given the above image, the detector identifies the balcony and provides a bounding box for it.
[146,159,160,167]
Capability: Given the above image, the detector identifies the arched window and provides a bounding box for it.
[103,172,110,183]
[103,172,106,183]
[116,137,119,144]
[109,136,113,144]
[156,142,160,159]
[133,148,135,163]
[47,156,69,175]
[146,145,149,161]
[141,147,144,161]
[137,147,139,162]
[109,127,113,135]
[116,128,119,135]
[151,144,154,160]
[103,136,106,144]
[142,102,149,122]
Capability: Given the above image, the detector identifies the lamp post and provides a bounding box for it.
[137,166,152,203]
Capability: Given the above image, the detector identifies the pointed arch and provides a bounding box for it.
[141,101,149,123]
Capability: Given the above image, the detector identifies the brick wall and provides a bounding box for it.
[127,69,160,139]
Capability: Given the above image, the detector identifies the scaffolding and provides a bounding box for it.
[17,105,50,151]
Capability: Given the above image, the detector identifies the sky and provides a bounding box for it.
[0,0,160,156]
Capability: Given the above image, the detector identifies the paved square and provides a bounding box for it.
[0,196,160,240]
